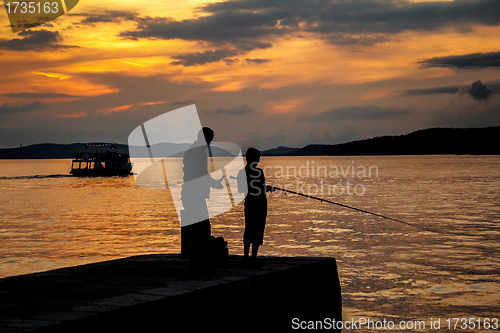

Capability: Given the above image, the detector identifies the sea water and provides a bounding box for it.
[0,156,499,328]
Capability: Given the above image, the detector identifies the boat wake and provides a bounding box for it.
[0,174,73,180]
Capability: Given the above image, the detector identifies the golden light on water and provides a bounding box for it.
[2,156,499,321]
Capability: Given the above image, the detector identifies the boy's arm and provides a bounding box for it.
[263,172,274,192]
[237,169,246,194]
[210,175,224,189]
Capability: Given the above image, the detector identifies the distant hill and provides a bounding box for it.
[0,142,243,159]
[261,146,300,156]
[1,126,499,159]
[287,126,500,156]
[0,143,130,159]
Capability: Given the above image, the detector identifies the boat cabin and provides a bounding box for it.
[70,144,132,176]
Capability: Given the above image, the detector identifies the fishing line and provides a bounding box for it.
[272,185,488,238]
[233,178,480,237]
[271,186,435,233]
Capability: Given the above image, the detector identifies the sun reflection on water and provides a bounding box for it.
[0,156,499,322]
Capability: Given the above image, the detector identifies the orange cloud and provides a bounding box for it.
[57,112,88,119]
[102,100,169,114]
[268,98,307,114]
[33,72,71,80]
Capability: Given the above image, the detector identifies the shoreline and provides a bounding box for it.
[1,153,500,160]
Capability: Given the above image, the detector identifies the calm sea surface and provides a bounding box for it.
[1,156,499,329]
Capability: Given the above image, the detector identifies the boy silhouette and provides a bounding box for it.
[237,147,274,262]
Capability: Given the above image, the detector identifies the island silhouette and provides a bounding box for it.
[0,126,499,159]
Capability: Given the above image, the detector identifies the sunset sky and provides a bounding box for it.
[0,0,499,149]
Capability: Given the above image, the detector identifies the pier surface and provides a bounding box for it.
[0,255,342,332]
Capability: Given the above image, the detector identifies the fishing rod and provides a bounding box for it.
[270,185,434,233]
[208,144,235,207]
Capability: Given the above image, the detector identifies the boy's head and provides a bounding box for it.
[245,147,261,164]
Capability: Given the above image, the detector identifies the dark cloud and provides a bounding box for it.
[171,49,239,66]
[169,100,198,107]
[418,51,500,70]
[404,81,500,100]
[324,33,390,46]
[303,105,412,121]
[462,80,495,100]
[2,93,81,99]
[120,0,500,51]
[0,29,78,51]
[119,13,277,50]
[223,58,240,65]
[212,103,253,115]
[245,58,271,64]
[403,86,460,96]
[405,80,498,100]
[0,102,45,118]
[69,10,138,25]
[239,131,287,151]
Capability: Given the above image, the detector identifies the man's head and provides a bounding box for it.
[245,147,261,164]
[198,127,214,145]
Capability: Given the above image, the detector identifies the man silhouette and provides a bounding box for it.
[180,127,223,268]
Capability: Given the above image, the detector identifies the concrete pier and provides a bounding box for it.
[0,255,342,332]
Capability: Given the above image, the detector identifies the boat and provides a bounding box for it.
[70,143,132,176]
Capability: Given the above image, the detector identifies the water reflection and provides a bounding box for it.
[0,156,499,323]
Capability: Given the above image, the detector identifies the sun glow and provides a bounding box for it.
[33,72,71,80]
[1,0,499,149]
[102,101,169,114]
[268,98,307,114]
